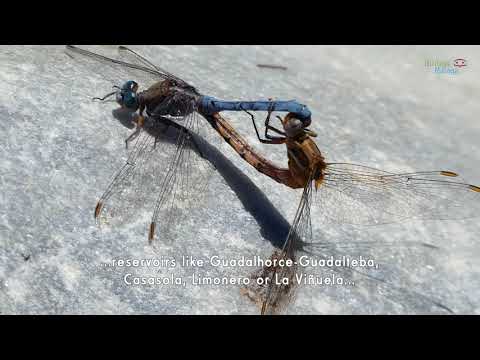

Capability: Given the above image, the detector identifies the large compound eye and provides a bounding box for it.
[284,117,303,137]
[122,80,135,91]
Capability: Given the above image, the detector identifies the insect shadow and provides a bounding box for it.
[112,108,303,251]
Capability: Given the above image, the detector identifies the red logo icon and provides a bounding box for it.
[453,58,467,67]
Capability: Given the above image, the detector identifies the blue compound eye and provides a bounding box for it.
[115,85,138,110]
[122,80,138,92]
[123,91,138,109]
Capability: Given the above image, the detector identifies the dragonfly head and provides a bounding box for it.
[115,80,139,110]
[282,113,317,138]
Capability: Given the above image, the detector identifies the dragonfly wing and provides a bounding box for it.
[115,45,196,90]
[94,113,215,242]
[148,111,215,243]
[242,178,315,314]
[240,163,470,314]
[66,45,162,90]
[94,124,168,228]
[66,45,198,97]
[315,163,480,225]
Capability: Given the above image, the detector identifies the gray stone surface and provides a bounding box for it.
[0,45,479,314]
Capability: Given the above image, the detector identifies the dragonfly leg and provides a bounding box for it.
[240,105,286,145]
[92,90,117,102]
[266,124,286,138]
[125,115,144,149]
[263,102,286,139]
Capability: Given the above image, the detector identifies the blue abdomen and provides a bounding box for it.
[199,96,312,124]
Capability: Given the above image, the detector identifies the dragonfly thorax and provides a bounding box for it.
[286,134,326,189]
[136,79,200,117]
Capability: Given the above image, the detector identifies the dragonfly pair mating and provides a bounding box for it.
[66,45,480,314]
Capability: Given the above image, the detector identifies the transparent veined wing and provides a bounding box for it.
[94,112,215,243]
[65,45,196,91]
[242,168,467,314]
[147,110,214,242]
[115,45,193,87]
[315,163,480,226]
[241,173,315,314]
